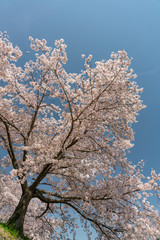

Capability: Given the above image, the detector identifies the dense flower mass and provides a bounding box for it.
[0,33,160,239]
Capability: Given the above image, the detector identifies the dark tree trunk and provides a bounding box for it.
[7,189,33,239]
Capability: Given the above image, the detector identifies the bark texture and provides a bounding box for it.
[7,189,33,239]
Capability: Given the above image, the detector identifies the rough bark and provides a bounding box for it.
[7,189,33,239]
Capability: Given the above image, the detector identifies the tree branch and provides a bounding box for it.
[29,163,52,191]
[36,203,50,219]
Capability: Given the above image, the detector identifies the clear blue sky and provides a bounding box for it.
[0,0,160,238]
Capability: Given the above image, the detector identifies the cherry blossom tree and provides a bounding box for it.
[0,32,160,239]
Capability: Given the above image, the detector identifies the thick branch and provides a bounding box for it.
[0,114,26,140]
[35,188,82,201]
[2,121,18,170]
[29,163,52,191]
[27,91,45,139]
[33,190,67,204]
[0,120,28,192]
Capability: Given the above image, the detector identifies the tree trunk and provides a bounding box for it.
[7,189,33,239]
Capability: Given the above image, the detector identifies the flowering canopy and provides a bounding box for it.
[0,33,160,239]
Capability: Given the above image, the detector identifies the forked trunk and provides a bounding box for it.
[7,189,33,239]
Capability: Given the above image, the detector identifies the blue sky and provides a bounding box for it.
[0,0,160,238]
